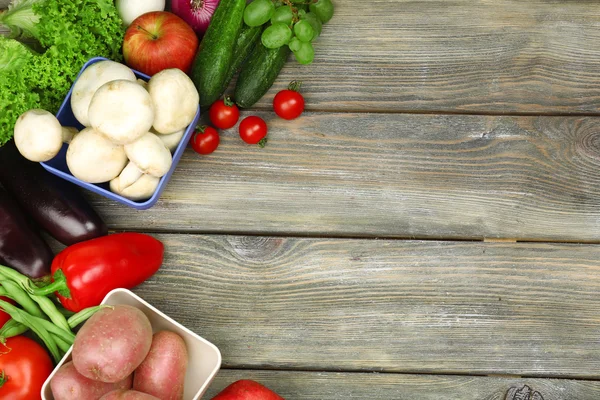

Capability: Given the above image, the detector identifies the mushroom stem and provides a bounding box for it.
[117,162,144,191]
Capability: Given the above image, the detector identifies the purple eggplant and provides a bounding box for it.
[0,187,53,278]
[0,141,108,245]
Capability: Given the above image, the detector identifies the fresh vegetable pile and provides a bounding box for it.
[0,0,331,397]
[0,0,124,147]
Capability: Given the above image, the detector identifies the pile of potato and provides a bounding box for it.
[51,305,188,400]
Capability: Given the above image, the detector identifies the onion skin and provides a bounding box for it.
[171,0,221,37]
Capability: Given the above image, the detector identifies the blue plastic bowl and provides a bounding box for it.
[40,57,200,210]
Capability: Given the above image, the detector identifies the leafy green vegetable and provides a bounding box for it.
[0,0,124,147]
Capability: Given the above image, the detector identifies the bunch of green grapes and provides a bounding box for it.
[243,0,335,65]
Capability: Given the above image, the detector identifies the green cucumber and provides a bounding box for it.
[192,0,246,107]
[219,24,263,99]
[234,43,291,108]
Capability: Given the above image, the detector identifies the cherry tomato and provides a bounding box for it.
[273,81,305,120]
[190,126,220,155]
[239,116,268,146]
[209,97,240,129]
[0,336,54,400]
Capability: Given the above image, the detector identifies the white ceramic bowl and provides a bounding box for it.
[41,288,221,400]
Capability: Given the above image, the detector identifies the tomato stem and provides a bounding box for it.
[195,125,208,134]
[224,96,235,107]
[288,80,303,92]
[0,370,6,388]
[258,138,268,148]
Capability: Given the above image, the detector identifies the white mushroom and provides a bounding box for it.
[152,128,185,153]
[136,78,148,90]
[117,132,172,190]
[14,109,63,162]
[110,174,160,201]
[115,0,166,26]
[61,126,79,144]
[71,61,136,127]
[66,127,128,183]
[148,68,199,134]
[88,80,155,145]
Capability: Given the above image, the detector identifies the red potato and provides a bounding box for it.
[72,305,153,383]
[133,330,188,400]
[100,389,160,400]
[211,380,284,400]
[51,361,133,400]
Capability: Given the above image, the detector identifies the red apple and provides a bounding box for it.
[123,11,199,76]
[211,380,284,400]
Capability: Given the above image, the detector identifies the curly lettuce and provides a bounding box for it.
[0,0,124,146]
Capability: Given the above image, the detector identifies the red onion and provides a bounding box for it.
[171,0,221,37]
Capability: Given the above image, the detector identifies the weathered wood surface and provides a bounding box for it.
[129,234,600,377]
[242,0,600,114]
[206,370,600,400]
[5,1,600,114]
[93,112,600,242]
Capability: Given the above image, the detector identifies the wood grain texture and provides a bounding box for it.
[232,0,600,114]
[131,234,600,377]
[93,112,600,241]
[205,370,600,400]
[5,1,600,114]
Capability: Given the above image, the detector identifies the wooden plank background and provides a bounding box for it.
[124,234,600,378]
[92,112,600,242]
[205,370,600,400]
[6,0,600,397]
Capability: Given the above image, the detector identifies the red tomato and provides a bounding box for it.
[0,297,14,329]
[190,126,220,155]
[273,89,305,120]
[239,116,268,145]
[209,97,240,129]
[0,336,54,400]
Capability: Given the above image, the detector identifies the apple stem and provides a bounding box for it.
[191,0,205,10]
[136,25,158,40]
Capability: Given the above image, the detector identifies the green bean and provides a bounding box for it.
[31,293,72,333]
[53,334,72,354]
[0,319,28,340]
[68,305,109,329]
[0,299,61,362]
[33,316,75,344]
[1,281,45,319]
[0,265,37,292]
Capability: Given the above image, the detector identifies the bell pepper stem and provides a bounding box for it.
[29,270,71,298]
[0,371,5,388]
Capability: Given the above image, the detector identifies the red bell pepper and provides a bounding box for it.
[30,233,164,312]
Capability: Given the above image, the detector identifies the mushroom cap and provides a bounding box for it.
[151,128,185,153]
[66,127,128,183]
[71,61,136,127]
[148,68,199,134]
[14,109,63,162]
[89,80,155,145]
[124,132,172,178]
[110,174,160,201]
